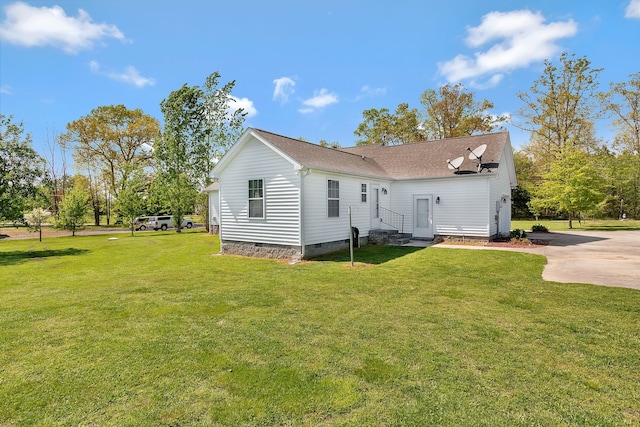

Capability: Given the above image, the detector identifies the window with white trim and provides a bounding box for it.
[328,179,340,218]
[248,179,264,218]
[361,183,367,203]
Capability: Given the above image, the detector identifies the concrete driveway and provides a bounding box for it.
[435,231,640,291]
[531,230,640,290]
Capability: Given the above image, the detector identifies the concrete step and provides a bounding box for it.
[389,233,412,239]
[388,237,412,245]
[387,233,413,246]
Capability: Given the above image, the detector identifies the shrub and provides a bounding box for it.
[531,224,549,232]
[510,229,527,239]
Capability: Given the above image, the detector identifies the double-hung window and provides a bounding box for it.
[327,179,340,218]
[248,179,264,218]
[361,183,367,203]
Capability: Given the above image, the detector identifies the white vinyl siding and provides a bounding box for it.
[490,156,514,236]
[392,176,492,237]
[218,136,301,245]
[303,173,374,245]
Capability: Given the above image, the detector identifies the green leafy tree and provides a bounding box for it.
[157,85,204,231]
[165,172,198,231]
[157,71,245,232]
[599,73,640,219]
[115,166,147,236]
[512,151,537,218]
[600,72,640,154]
[0,114,45,222]
[354,103,422,145]
[24,207,51,242]
[319,139,341,148]
[597,150,640,219]
[420,83,506,140]
[62,105,160,202]
[55,187,89,236]
[202,72,247,168]
[146,177,169,215]
[518,53,602,169]
[530,148,605,228]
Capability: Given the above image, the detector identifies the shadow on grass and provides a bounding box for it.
[311,245,424,265]
[0,248,90,266]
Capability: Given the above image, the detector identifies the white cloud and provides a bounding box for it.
[89,61,155,88]
[299,88,338,113]
[626,0,640,18]
[438,10,578,87]
[229,95,258,118]
[0,85,11,95]
[273,77,296,104]
[360,85,387,97]
[468,74,505,90]
[0,2,126,54]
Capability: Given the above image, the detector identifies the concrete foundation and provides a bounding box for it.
[221,241,301,261]
[220,237,368,261]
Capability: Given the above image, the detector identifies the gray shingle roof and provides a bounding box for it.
[252,128,510,180]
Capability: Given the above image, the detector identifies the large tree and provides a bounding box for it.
[354,103,422,145]
[62,105,160,200]
[600,72,640,155]
[156,71,246,231]
[517,53,602,168]
[0,114,45,222]
[529,148,605,228]
[420,83,506,140]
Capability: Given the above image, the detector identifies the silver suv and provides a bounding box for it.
[147,215,194,231]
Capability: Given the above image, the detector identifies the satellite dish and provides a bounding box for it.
[467,144,487,160]
[447,156,464,170]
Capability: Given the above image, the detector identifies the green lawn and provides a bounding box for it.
[1,231,639,426]
[512,218,640,232]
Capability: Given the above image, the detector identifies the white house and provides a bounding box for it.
[208,128,517,260]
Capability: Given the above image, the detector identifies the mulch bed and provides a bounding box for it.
[486,238,549,248]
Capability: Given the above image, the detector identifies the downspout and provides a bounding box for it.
[299,168,309,259]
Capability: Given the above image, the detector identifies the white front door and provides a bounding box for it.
[371,185,381,229]
[413,195,433,239]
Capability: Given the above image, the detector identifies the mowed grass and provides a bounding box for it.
[1,232,639,426]
[513,218,640,232]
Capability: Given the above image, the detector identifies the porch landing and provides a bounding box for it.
[368,229,434,247]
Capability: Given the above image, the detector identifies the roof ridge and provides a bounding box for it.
[251,127,371,160]
[415,130,509,144]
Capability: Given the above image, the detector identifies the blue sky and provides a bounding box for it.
[1,0,639,159]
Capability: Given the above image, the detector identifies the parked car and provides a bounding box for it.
[133,216,149,231]
[147,215,194,231]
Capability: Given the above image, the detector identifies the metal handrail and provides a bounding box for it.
[379,206,404,233]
